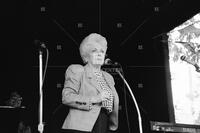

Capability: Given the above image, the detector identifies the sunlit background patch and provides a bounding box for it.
[168,13,200,125]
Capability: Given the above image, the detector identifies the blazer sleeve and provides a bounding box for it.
[107,73,119,131]
[62,64,91,111]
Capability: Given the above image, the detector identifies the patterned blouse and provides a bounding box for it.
[94,71,113,113]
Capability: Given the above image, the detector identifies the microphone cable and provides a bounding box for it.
[42,47,49,87]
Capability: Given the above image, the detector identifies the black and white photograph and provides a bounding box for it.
[1,0,200,133]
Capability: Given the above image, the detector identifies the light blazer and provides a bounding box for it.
[62,64,119,132]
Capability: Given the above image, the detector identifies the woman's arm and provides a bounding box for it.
[62,65,92,111]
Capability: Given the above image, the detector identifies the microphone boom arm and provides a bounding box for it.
[116,69,143,133]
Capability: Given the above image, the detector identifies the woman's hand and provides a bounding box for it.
[90,90,110,104]
[100,90,110,101]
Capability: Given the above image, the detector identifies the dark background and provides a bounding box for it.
[0,0,200,133]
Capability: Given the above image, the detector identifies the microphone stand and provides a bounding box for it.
[116,69,143,133]
[38,50,44,133]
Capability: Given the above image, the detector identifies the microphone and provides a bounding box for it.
[180,55,200,72]
[34,39,46,49]
[104,58,118,65]
[104,58,112,65]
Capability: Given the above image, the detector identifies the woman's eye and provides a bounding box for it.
[91,49,97,52]
[91,48,105,53]
[100,50,105,53]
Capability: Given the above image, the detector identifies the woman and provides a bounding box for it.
[61,33,119,133]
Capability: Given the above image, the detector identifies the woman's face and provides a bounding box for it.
[87,43,106,66]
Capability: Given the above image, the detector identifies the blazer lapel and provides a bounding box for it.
[84,65,102,93]
[102,71,113,90]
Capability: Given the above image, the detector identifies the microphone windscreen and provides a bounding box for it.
[104,58,111,65]
[180,55,186,61]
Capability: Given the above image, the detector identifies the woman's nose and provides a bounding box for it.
[97,52,102,56]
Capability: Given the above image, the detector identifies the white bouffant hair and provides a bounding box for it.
[79,33,107,64]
